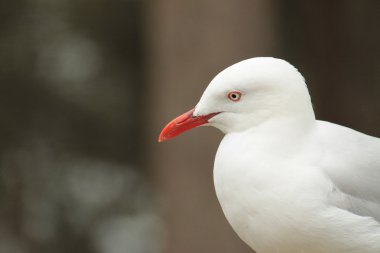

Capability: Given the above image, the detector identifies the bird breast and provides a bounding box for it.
[213,133,337,253]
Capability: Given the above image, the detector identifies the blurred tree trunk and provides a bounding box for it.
[279,0,380,136]
[146,1,277,253]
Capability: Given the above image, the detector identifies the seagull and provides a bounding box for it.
[158,57,380,253]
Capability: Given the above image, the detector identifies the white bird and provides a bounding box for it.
[158,57,380,253]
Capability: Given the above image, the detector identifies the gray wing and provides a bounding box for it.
[317,121,380,222]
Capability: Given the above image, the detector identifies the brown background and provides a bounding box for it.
[0,0,379,253]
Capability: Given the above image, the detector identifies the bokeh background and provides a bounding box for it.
[0,0,379,253]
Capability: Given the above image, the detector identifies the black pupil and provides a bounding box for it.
[232,94,237,99]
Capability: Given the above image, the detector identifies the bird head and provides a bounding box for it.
[159,57,314,142]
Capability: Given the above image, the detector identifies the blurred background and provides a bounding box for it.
[0,0,379,253]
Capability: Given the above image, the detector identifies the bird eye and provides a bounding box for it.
[227,91,242,102]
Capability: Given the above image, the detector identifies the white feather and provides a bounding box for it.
[194,57,380,253]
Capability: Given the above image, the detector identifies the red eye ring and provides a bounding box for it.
[227,91,242,102]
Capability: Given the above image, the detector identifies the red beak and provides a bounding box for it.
[158,108,219,142]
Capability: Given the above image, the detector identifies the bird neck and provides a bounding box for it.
[222,115,316,163]
[227,101,317,148]
[225,100,316,136]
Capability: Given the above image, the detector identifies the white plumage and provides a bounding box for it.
[192,58,380,253]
